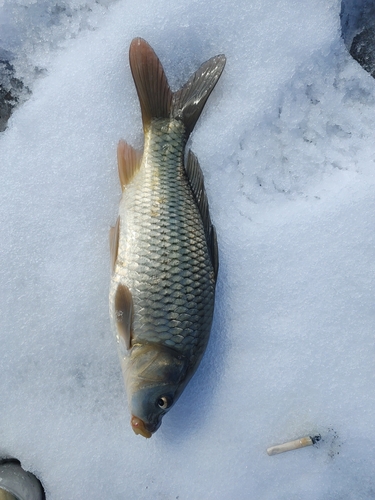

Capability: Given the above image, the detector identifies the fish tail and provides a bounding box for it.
[129,38,226,135]
[129,38,173,130]
[171,53,226,136]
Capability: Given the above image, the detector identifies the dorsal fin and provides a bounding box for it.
[115,283,134,350]
[109,216,120,273]
[129,38,173,130]
[172,54,226,136]
[117,140,142,189]
[185,150,219,279]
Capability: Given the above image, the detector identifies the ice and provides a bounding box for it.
[0,0,375,498]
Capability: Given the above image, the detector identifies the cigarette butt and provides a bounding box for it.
[267,435,318,456]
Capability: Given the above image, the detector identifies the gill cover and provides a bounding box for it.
[125,344,189,436]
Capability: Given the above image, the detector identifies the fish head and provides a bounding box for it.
[125,344,188,438]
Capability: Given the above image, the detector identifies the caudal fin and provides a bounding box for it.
[171,53,226,136]
[129,38,173,129]
[129,38,226,135]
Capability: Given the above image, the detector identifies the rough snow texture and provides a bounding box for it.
[0,0,119,128]
[0,0,375,498]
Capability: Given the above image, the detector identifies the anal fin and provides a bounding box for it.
[117,140,142,190]
[115,283,133,350]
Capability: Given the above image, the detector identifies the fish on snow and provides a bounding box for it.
[109,37,226,438]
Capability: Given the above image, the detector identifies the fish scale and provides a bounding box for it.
[116,118,216,355]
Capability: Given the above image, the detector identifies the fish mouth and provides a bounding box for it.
[131,416,154,438]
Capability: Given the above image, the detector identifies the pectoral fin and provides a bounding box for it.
[115,283,133,350]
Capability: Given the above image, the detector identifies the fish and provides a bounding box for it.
[109,38,226,438]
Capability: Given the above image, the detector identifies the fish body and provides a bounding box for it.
[109,38,225,437]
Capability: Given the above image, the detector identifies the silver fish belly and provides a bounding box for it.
[109,38,225,438]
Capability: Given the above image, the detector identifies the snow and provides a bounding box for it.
[0,0,375,498]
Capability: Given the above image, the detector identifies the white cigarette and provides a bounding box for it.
[267,435,320,456]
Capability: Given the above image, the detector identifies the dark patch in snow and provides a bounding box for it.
[350,25,375,77]
[0,58,29,132]
[341,0,375,78]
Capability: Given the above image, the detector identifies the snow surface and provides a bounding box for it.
[1,0,375,498]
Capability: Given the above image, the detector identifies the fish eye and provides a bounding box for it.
[157,396,170,409]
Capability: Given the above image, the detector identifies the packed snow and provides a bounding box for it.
[0,0,375,498]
